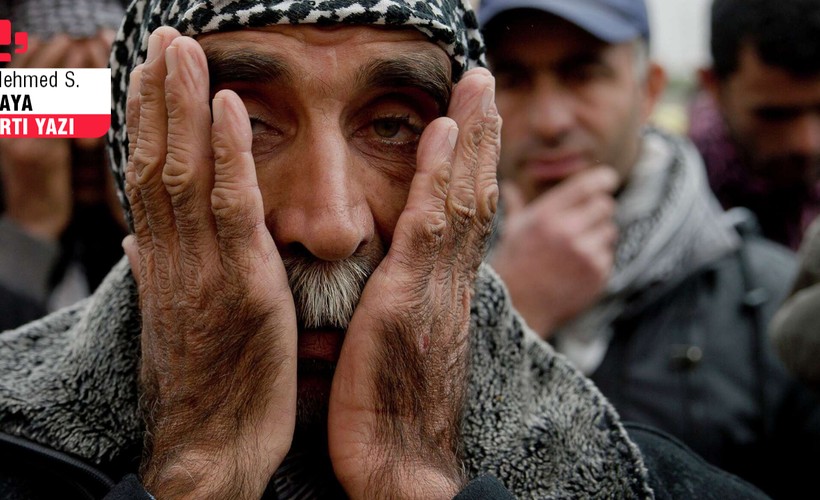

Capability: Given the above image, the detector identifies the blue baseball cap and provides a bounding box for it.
[479,0,650,43]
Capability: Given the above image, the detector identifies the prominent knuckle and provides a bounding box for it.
[138,175,167,203]
[124,168,141,202]
[162,151,195,195]
[138,86,165,116]
[211,184,252,213]
[133,155,163,186]
[410,211,446,250]
[476,172,499,223]
[127,89,140,111]
[211,187,242,218]
[465,121,487,161]
[446,193,476,233]
[167,181,197,214]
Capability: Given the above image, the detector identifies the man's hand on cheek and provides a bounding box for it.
[122,27,297,499]
[328,68,500,499]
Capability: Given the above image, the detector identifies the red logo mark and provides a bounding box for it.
[0,20,28,63]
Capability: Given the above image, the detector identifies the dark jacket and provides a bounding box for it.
[0,431,514,500]
[592,225,820,499]
[0,425,768,499]
[0,283,45,332]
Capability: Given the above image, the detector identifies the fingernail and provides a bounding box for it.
[482,87,494,115]
[165,46,178,75]
[146,34,160,63]
[128,67,141,98]
[448,126,459,151]
[212,95,224,122]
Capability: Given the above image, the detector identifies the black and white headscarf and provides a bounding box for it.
[107,0,486,222]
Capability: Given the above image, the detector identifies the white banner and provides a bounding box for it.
[0,69,111,137]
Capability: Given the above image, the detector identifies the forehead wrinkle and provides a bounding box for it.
[355,52,452,114]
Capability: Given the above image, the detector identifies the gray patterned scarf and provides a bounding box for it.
[554,128,741,374]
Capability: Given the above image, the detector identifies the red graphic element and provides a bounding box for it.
[0,114,110,138]
[0,20,29,63]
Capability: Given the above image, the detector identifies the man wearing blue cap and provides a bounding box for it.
[481,0,820,497]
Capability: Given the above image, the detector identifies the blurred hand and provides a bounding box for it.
[0,30,116,240]
[490,167,618,339]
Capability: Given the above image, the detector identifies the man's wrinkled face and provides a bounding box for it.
[197,25,451,433]
[716,44,820,190]
[487,12,649,202]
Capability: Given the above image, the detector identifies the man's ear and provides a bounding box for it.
[641,62,667,120]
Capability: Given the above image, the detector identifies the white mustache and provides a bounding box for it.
[283,252,382,329]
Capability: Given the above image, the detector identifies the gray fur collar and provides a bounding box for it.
[0,259,652,498]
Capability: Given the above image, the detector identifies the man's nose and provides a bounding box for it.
[527,76,575,142]
[788,112,820,158]
[267,127,373,262]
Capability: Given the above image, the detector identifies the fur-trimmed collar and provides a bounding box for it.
[0,259,653,498]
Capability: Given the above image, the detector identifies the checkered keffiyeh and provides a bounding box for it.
[107,0,486,224]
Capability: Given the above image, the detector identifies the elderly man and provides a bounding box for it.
[691,0,820,250]
[0,0,771,498]
[481,0,820,497]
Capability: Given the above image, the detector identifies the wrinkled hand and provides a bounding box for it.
[121,28,297,499]
[328,68,500,499]
[490,168,618,339]
[0,31,115,239]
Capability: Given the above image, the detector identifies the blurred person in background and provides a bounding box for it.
[0,0,127,329]
[481,0,820,496]
[691,0,820,250]
[769,215,820,392]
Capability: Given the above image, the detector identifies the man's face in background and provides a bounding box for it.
[486,11,657,203]
[714,44,820,190]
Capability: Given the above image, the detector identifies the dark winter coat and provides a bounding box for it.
[592,223,820,499]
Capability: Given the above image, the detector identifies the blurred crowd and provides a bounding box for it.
[0,0,127,330]
[1,0,819,498]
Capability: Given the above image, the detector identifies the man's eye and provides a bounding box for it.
[373,118,403,138]
[564,64,607,84]
[494,70,530,91]
[250,117,274,135]
[756,107,800,122]
[369,116,423,142]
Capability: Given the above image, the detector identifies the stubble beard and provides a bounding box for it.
[282,245,384,442]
